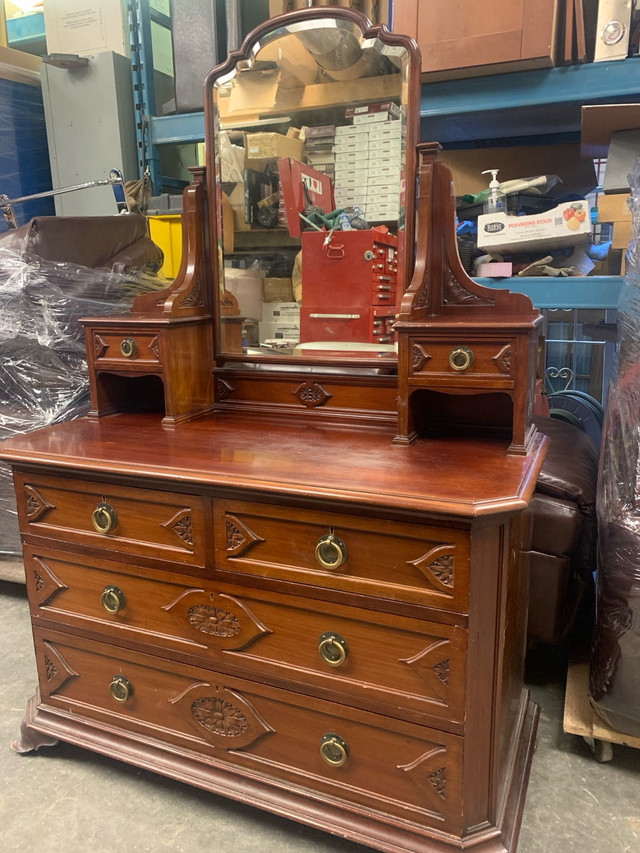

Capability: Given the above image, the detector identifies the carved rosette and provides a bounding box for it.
[400,638,451,703]
[164,589,272,651]
[292,381,333,408]
[225,514,265,557]
[148,336,160,360]
[161,509,194,549]
[176,683,275,750]
[93,334,109,358]
[188,605,241,637]
[398,746,449,817]
[30,556,67,607]
[492,343,512,374]
[411,343,432,373]
[407,545,455,594]
[24,486,55,523]
[192,696,248,736]
[216,378,235,401]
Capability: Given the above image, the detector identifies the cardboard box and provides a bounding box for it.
[581,104,640,158]
[602,130,640,194]
[440,144,597,199]
[258,302,301,342]
[263,277,293,302]
[477,200,592,252]
[598,192,632,249]
[245,132,304,167]
[44,0,129,57]
[261,302,300,322]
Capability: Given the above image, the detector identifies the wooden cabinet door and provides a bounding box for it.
[393,0,557,76]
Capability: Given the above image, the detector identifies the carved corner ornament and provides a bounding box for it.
[411,343,432,373]
[398,745,449,816]
[492,343,512,374]
[24,486,55,523]
[407,544,455,594]
[225,514,265,557]
[161,509,194,549]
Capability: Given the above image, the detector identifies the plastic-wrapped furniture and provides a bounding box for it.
[589,159,640,738]
[0,215,164,560]
[0,214,162,273]
[524,415,598,646]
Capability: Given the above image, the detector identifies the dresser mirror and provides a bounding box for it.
[204,8,420,365]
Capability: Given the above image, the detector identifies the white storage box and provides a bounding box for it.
[477,201,591,252]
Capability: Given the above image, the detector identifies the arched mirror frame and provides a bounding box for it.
[203,7,421,372]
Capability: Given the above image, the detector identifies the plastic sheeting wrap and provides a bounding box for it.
[0,248,165,554]
[589,159,640,737]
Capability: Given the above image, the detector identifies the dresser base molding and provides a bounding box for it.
[13,690,539,853]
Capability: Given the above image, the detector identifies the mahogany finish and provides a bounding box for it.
[395,143,542,453]
[0,9,547,853]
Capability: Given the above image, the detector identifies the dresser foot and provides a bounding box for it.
[11,694,59,754]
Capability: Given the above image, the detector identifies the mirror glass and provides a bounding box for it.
[206,12,417,363]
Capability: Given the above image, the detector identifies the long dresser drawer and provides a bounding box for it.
[14,472,206,566]
[25,546,467,725]
[214,498,470,613]
[33,627,465,835]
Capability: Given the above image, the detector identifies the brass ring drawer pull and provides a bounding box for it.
[92,502,118,534]
[101,584,126,614]
[318,632,349,667]
[320,733,349,767]
[109,674,133,703]
[120,337,138,358]
[315,533,348,570]
[449,345,474,372]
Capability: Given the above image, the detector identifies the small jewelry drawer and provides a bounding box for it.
[214,498,470,614]
[14,471,206,566]
[25,546,467,724]
[34,627,464,834]
[90,330,162,370]
[409,337,514,383]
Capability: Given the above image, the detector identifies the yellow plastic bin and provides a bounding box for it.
[148,215,183,279]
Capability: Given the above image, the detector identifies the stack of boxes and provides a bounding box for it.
[304,125,336,179]
[333,102,404,222]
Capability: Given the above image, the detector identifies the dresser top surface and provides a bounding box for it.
[0,413,546,519]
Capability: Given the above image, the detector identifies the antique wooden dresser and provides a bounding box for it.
[1,9,546,853]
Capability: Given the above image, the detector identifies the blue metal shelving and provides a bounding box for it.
[477,275,623,310]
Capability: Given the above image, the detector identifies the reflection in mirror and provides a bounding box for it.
[205,10,418,364]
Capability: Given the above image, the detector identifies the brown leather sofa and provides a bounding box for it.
[0,214,163,273]
[524,415,598,645]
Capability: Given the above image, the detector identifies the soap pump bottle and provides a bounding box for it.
[481,169,507,215]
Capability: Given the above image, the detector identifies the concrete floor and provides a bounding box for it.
[2,576,640,853]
